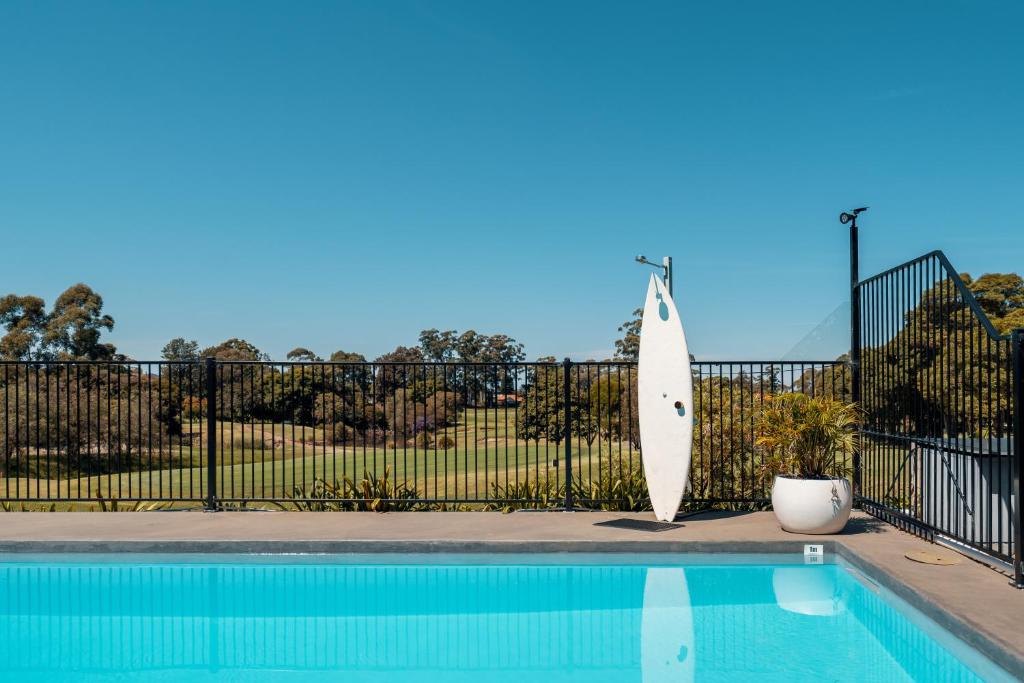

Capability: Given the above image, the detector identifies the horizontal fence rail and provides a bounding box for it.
[854,250,1021,568]
[0,359,845,510]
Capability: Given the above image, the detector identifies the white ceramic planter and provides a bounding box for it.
[771,476,852,534]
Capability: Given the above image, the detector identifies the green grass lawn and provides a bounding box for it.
[6,405,877,511]
[1,408,641,507]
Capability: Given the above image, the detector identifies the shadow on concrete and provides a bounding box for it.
[841,515,889,534]
[677,508,889,535]
[675,509,755,522]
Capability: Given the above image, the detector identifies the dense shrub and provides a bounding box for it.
[287,467,423,511]
[572,462,650,512]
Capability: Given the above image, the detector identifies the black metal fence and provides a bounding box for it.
[0,358,844,510]
[853,249,1024,580]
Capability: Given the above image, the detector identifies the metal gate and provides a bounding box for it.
[850,238,1024,582]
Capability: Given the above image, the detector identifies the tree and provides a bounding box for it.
[614,308,642,361]
[451,330,525,364]
[516,364,568,446]
[329,350,366,363]
[516,360,593,452]
[197,339,268,421]
[374,345,423,364]
[424,390,459,427]
[286,347,322,362]
[373,346,424,399]
[326,349,369,389]
[161,338,200,361]
[266,363,324,425]
[457,331,526,402]
[964,273,1024,334]
[480,333,526,364]
[588,371,628,440]
[42,284,116,360]
[418,329,458,362]
[0,294,47,360]
[453,330,486,361]
[161,337,201,389]
[794,360,851,403]
[200,338,267,361]
[761,365,782,393]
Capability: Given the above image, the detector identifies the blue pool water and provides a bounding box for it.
[0,554,1011,682]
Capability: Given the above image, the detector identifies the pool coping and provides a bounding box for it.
[0,511,1021,677]
[828,541,1024,679]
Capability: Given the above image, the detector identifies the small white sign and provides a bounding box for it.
[804,544,824,564]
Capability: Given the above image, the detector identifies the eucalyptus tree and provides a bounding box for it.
[0,294,47,360]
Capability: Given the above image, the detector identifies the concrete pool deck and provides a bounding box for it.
[1,509,1023,675]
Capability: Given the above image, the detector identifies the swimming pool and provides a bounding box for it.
[0,553,1011,682]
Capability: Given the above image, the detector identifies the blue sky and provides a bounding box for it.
[1,1,1021,361]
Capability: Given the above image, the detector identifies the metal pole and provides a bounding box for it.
[563,357,573,510]
[842,209,865,503]
[205,357,218,511]
[1011,330,1024,587]
[850,221,861,500]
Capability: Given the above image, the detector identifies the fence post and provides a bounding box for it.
[205,357,218,511]
[848,214,863,502]
[563,357,574,510]
[1012,330,1024,587]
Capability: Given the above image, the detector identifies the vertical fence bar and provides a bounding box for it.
[563,357,573,509]
[1012,330,1024,586]
[205,358,218,511]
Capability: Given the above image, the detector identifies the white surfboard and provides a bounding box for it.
[638,274,693,522]
[641,568,695,683]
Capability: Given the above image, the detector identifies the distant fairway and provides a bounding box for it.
[1,408,640,509]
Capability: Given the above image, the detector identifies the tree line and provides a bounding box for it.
[2,272,1020,483]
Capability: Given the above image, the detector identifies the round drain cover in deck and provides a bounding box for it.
[905,550,960,566]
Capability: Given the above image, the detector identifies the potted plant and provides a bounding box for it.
[755,393,857,534]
